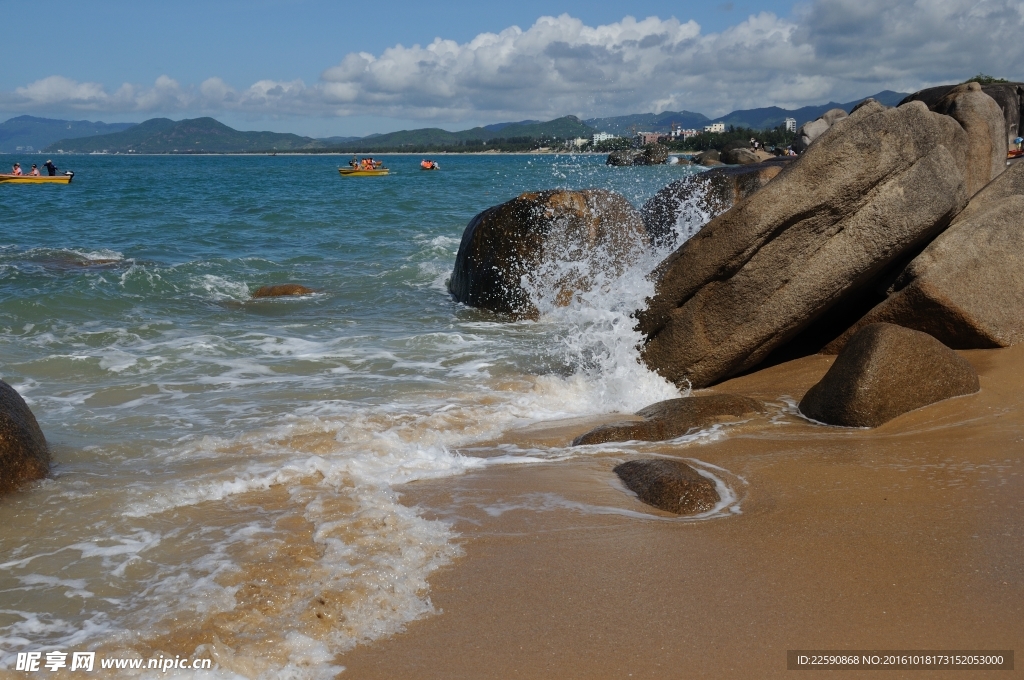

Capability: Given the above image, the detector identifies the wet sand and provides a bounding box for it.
[339,346,1024,678]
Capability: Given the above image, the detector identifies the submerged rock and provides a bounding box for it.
[640,159,791,246]
[824,161,1024,352]
[252,284,315,298]
[0,380,48,495]
[614,459,720,515]
[573,394,763,445]
[638,100,971,389]
[448,189,648,318]
[800,323,979,428]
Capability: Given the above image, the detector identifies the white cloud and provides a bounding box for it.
[3,0,1024,125]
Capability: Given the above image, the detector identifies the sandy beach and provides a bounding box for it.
[339,345,1024,678]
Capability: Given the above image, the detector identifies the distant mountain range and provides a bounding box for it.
[2,90,911,155]
[0,115,136,153]
[583,91,908,135]
[346,116,594,149]
[43,117,329,154]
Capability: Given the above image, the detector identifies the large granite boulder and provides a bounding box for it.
[640,159,791,246]
[637,100,970,389]
[606,150,639,166]
[613,459,720,515]
[823,161,1024,352]
[932,82,1007,196]
[448,190,649,318]
[800,323,979,428]
[694,150,722,166]
[720,147,760,165]
[0,380,49,495]
[793,108,848,153]
[903,82,1024,147]
[573,393,763,446]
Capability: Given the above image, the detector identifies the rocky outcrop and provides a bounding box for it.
[448,190,649,318]
[720,147,759,165]
[638,100,971,389]
[252,284,315,298]
[0,380,48,495]
[606,150,638,166]
[640,159,791,246]
[800,323,979,428]
[606,145,670,167]
[823,161,1024,352]
[694,150,722,166]
[932,82,1007,196]
[613,459,720,515]
[573,394,763,446]
[902,81,1024,146]
[793,107,848,153]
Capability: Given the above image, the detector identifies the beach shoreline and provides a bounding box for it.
[337,346,1024,678]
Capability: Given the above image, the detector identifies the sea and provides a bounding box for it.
[0,153,711,678]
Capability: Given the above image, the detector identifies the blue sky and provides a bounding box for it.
[2,0,1021,137]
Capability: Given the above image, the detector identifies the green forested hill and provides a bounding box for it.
[342,116,596,150]
[44,117,326,153]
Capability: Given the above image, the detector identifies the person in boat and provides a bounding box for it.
[28,164,40,176]
[11,162,22,176]
[348,157,358,168]
[44,160,58,176]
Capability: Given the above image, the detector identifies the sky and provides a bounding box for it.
[1,0,1022,138]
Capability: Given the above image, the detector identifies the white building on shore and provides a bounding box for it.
[593,132,617,144]
[784,117,797,132]
[703,122,725,133]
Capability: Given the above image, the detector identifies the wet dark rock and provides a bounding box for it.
[252,284,315,298]
[448,189,649,318]
[614,459,720,515]
[0,380,48,496]
[640,160,790,246]
[638,100,971,389]
[606,150,639,166]
[800,323,979,428]
[572,394,763,445]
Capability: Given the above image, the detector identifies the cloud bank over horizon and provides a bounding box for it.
[3,0,1023,128]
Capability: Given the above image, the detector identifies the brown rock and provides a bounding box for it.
[252,284,315,298]
[902,82,1024,147]
[614,459,720,515]
[572,393,763,445]
[638,101,971,389]
[800,323,979,428]
[694,150,721,166]
[640,159,791,246]
[448,190,649,318]
[720,147,760,165]
[793,108,847,153]
[933,82,1007,196]
[0,380,48,495]
[824,161,1024,352]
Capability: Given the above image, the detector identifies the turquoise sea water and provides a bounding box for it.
[0,153,704,677]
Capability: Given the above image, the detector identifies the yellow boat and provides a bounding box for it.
[339,167,389,177]
[0,172,74,184]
